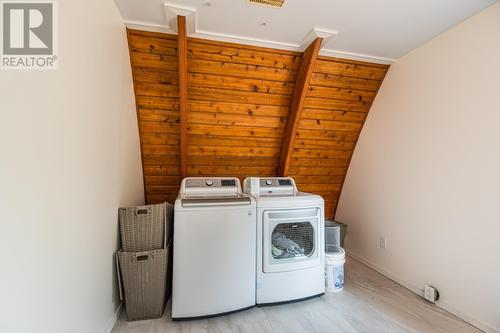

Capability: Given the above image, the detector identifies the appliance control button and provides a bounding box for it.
[265,180,272,186]
[206,180,213,186]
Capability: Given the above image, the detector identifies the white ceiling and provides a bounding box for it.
[114,0,497,63]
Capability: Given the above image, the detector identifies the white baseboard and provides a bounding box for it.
[104,302,123,333]
[345,249,499,333]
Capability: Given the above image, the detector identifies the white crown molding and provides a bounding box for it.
[320,49,395,64]
[163,2,196,34]
[125,20,175,34]
[300,27,338,50]
[123,19,394,64]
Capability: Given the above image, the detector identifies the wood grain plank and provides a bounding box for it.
[188,41,301,70]
[310,72,381,91]
[144,175,182,185]
[188,156,278,167]
[189,135,281,148]
[140,121,179,134]
[128,34,178,55]
[131,52,178,71]
[135,82,179,98]
[301,108,366,122]
[314,59,387,80]
[188,58,297,82]
[188,123,283,138]
[294,138,355,150]
[307,85,376,102]
[188,145,279,157]
[293,175,345,184]
[141,133,180,145]
[299,183,343,192]
[298,119,362,132]
[188,86,291,106]
[188,72,294,95]
[188,165,277,176]
[142,155,180,166]
[142,144,180,156]
[288,166,348,175]
[291,148,353,159]
[136,96,179,110]
[188,111,284,128]
[304,96,370,112]
[188,100,288,117]
[138,109,179,123]
[133,68,179,85]
[143,165,180,176]
[295,129,359,141]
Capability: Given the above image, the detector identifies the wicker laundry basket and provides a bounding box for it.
[119,202,170,252]
[116,202,174,321]
[117,246,170,321]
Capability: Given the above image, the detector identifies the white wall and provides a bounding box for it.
[336,3,500,332]
[0,1,144,332]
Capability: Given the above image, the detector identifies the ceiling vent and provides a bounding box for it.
[248,0,285,8]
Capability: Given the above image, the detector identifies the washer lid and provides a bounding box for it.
[181,194,252,207]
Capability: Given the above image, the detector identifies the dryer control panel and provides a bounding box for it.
[243,177,297,195]
[260,178,293,187]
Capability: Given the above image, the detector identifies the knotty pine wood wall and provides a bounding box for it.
[127,29,389,217]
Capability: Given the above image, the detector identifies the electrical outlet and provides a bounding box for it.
[424,285,439,303]
[379,237,387,249]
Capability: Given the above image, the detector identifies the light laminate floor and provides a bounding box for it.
[112,257,481,333]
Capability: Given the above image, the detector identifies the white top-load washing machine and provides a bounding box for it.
[243,177,325,305]
[173,177,256,319]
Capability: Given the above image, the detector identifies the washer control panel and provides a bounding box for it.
[185,178,237,188]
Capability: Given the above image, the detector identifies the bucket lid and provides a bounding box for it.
[325,245,345,257]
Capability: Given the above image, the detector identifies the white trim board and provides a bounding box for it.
[346,250,499,333]
[123,21,395,65]
[104,302,123,333]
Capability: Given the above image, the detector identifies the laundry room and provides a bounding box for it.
[1,1,500,333]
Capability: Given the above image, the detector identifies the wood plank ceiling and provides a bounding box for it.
[127,21,389,218]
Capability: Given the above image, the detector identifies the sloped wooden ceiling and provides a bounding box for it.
[127,27,389,218]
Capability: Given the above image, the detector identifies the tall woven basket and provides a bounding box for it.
[119,203,167,252]
[117,248,169,321]
[116,202,174,321]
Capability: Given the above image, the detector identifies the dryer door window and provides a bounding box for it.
[272,222,314,259]
[263,208,322,273]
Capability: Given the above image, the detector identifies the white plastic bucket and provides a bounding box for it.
[325,245,345,293]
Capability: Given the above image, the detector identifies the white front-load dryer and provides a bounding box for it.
[172,177,256,319]
[244,177,325,305]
